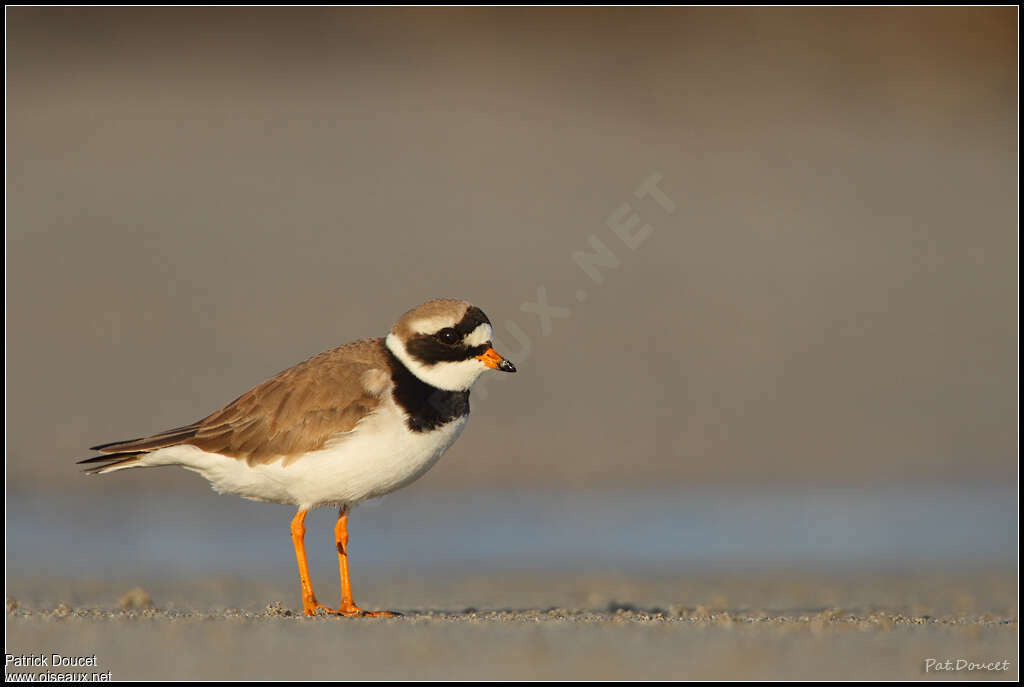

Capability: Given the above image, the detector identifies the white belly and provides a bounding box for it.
[140,397,468,510]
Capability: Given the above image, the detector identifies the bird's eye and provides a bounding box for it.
[437,328,459,345]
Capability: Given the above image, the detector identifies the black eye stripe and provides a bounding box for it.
[406,335,492,366]
[466,343,490,357]
[404,307,493,366]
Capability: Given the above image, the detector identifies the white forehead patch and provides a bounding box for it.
[409,316,458,336]
[465,323,493,347]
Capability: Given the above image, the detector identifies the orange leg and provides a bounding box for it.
[333,507,396,617]
[289,509,324,616]
[289,507,396,617]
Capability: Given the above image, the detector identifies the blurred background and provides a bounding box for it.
[5,7,1017,604]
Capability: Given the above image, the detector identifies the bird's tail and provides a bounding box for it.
[77,452,147,475]
[78,422,200,475]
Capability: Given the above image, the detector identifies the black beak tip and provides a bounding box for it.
[498,359,517,373]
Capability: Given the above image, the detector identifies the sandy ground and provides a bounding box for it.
[5,569,1017,680]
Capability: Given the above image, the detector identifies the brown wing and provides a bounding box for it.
[86,338,393,467]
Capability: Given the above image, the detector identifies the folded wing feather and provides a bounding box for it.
[82,338,392,468]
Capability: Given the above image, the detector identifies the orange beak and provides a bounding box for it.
[475,347,517,373]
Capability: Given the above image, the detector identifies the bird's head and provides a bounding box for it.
[385,298,516,391]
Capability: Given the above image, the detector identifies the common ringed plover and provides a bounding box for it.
[79,298,516,616]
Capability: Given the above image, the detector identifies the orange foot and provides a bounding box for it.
[302,598,399,617]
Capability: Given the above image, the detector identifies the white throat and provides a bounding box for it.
[385,333,488,392]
